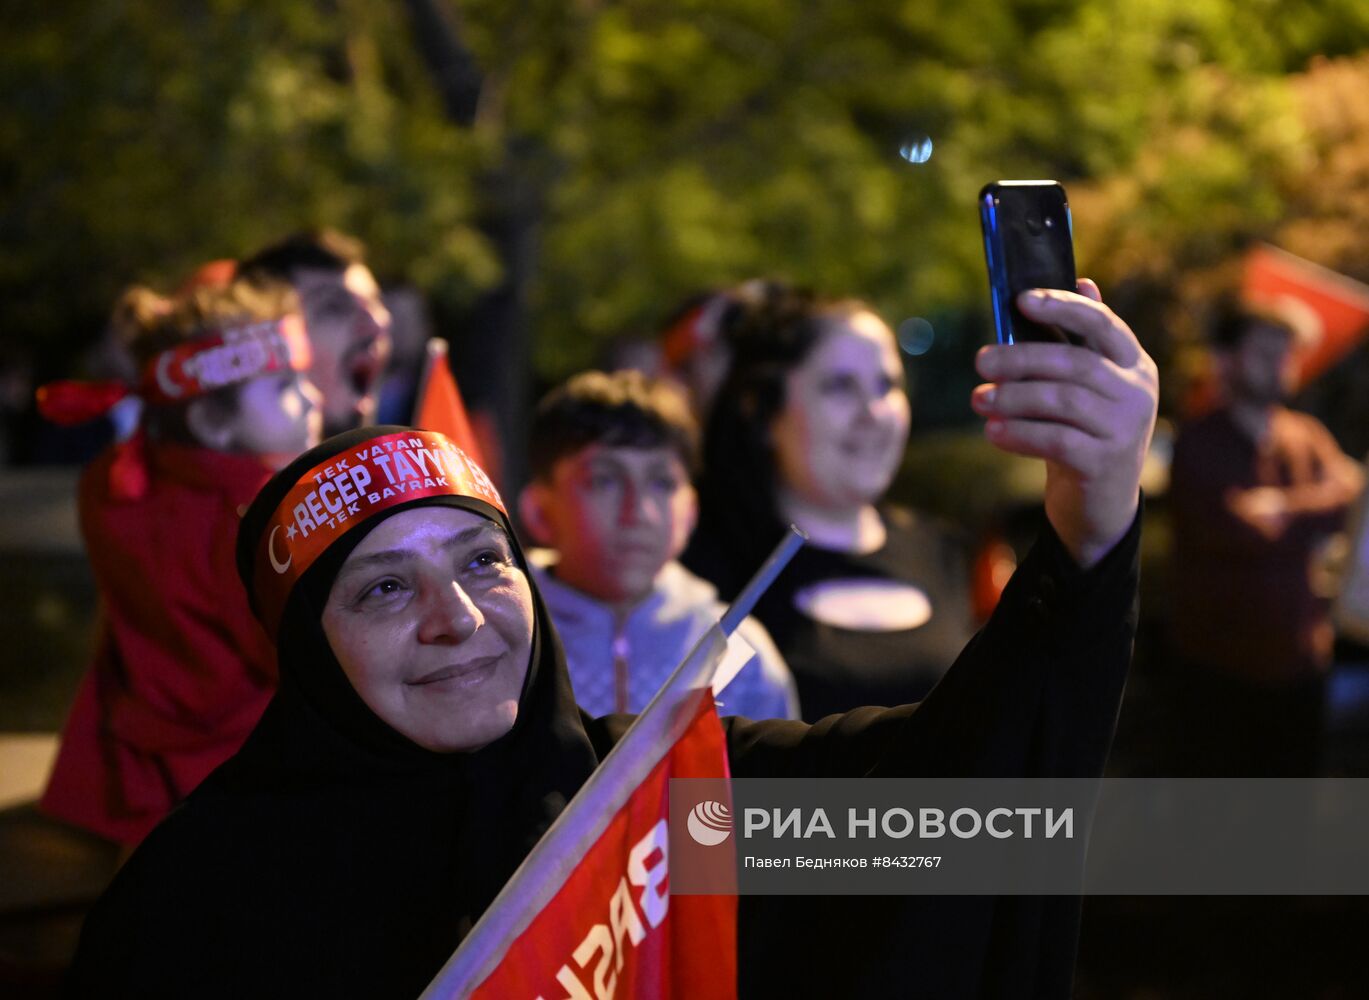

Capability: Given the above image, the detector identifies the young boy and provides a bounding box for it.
[40,277,322,847]
[518,369,798,718]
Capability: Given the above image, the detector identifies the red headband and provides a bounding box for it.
[36,315,311,428]
[139,314,311,405]
[252,430,506,636]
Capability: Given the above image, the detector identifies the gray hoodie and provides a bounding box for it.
[530,557,799,719]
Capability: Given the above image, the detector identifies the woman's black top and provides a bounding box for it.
[67,512,1139,1000]
[690,503,974,721]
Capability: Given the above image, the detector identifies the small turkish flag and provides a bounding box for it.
[1243,243,1369,388]
[413,338,487,470]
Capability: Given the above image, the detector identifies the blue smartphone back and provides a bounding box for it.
[979,180,1078,345]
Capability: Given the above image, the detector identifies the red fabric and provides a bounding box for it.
[469,410,504,491]
[970,534,1016,622]
[1243,244,1369,389]
[413,340,487,470]
[41,442,280,846]
[661,303,708,368]
[470,699,737,1000]
[106,431,151,501]
[175,258,237,294]
[34,380,131,426]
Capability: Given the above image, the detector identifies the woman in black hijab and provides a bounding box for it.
[67,425,602,998]
[68,283,1158,999]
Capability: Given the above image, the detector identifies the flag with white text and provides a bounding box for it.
[420,634,738,1000]
[421,531,808,999]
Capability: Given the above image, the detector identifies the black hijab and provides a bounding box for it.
[67,427,601,1000]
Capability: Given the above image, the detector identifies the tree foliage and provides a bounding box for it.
[2,0,1368,426]
[1,0,490,371]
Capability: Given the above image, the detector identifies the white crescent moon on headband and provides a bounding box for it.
[154,351,183,399]
[267,525,292,575]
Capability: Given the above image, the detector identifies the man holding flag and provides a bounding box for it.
[67,283,1155,1000]
[1171,292,1364,777]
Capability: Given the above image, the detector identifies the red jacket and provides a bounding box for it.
[41,441,279,845]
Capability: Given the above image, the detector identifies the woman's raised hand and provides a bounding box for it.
[971,279,1159,569]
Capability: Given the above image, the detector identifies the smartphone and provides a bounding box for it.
[979,180,1080,345]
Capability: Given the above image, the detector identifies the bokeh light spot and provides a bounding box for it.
[898,134,934,164]
[897,317,935,356]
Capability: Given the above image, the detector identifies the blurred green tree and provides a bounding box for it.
[3,0,1368,467]
[0,0,491,374]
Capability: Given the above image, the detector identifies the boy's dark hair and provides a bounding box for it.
[238,229,367,283]
[1208,295,1298,351]
[529,370,699,480]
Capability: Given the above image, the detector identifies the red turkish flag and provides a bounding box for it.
[421,632,739,1000]
[1243,243,1369,388]
[422,530,805,1000]
[414,338,487,470]
[471,698,734,1000]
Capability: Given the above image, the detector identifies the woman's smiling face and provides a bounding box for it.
[320,505,535,752]
[769,309,911,511]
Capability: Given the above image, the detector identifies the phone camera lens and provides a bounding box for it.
[1025,213,1044,236]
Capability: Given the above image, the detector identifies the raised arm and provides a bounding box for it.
[724,280,1156,779]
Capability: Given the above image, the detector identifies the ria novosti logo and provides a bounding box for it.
[686,800,733,846]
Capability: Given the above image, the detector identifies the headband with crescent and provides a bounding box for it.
[139,314,312,406]
[35,316,311,428]
[251,429,506,636]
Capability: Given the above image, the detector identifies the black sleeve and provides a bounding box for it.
[721,502,1141,780]
[727,508,1141,999]
[64,844,162,999]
